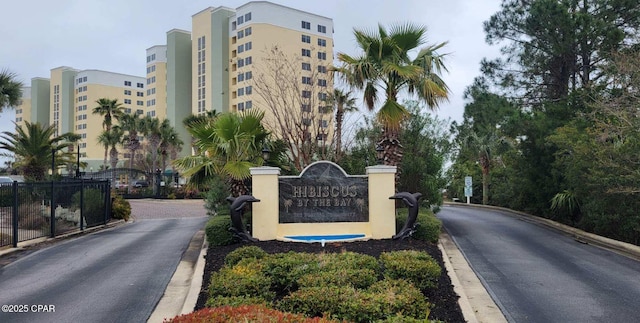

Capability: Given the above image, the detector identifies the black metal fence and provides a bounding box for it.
[0,179,111,248]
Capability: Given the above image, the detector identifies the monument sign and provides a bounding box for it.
[279,162,368,223]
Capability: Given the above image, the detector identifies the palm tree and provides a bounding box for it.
[333,23,449,169]
[0,121,79,181]
[174,110,270,197]
[159,122,183,173]
[328,89,358,162]
[463,130,512,205]
[93,98,125,169]
[0,69,23,112]
[119,113,143,170]
[97,127,124,184]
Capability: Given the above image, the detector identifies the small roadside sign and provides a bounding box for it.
[464,176,472,187]
[464,186,472,197]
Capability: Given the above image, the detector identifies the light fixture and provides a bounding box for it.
[261,145,271,164]
[375,144,384,165]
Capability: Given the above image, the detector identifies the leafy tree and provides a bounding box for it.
[0,69,23,112]
[93,98,125,169]
[333,23,450,171]
[397,101,451,206]
[174,110,270,197]
[327,88,358,162]
[0,121,79,181]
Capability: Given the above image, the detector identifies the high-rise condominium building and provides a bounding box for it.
[15,67,146,170]
[145,1,335,158]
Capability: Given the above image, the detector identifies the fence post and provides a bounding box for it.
[80,178,84,231]
[104,182,111,225]
[12,181,18,248]
[50,179,56,238]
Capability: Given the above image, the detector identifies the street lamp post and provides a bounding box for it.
[174,171,179,187]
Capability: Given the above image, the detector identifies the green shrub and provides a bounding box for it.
[208,264,275,301]
[205,216,234,246]
[380,250,441,290]
[396,208,442,243]
[111,195,131,221]
[279,280,429,322]
[319,251,379,273]
[205,295,268,308]
[367,278,430,319]
[72,188,105,226]
[166,305,342,323]
[298,268,378,289]
[224,245,268,267]
[204,174,229,216]
[262,252,320,293]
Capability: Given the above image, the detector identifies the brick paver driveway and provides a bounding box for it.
[129,198,208,220]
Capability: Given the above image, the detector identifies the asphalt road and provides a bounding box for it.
[438,205,640,322]
[0,200,207,323]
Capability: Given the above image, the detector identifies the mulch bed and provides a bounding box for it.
[195,238,466,323]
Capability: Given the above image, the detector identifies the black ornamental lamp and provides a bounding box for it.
[375,144,384,165]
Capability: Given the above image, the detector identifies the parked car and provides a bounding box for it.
[114,181,128,189]
[0,176,13,186]
[132,180,149,188]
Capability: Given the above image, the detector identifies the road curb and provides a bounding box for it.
[439,233,507,323]
[147,228,206,322]
[444,202,640,261]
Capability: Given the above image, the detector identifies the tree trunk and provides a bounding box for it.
[481,165,490,205]
[110,147,118,185]
[335,105,344,162]
[379,128,403,185]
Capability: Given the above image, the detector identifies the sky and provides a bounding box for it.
[0,0,503,164]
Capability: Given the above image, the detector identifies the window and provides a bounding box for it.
[137,83,144,88]
[318,52,327,60]
[232,21,236,30]
[83,76,87,82]
[245,56,252,65]
[319,105,331,114]
[238,88,245,96]
[124,81,132,86]
[124,108,132,114]
[302,62,311,71]
[245,100,252,109]
[124,99,132,104]
[237,16,244,25]
[137,100,144,106]
[245,85,252,95]
[302,35,311,43]
[124,90,131,95]
[302,76,312,84]
[302,90,311,98]
[137,91,143,97]
[318,25,327,33]
[238,102,245,111]
[238,59,245,68]
[318,92,327,100]
[238,44,244,53]
[245,71,252,80]
[302,21,311,29]
[302,49,311,57]
[318,38,326,47]
[245,42,252,50]
[238,30,244,39]
[301,104,311,112]
[245,12,251,21]
[320,120,329,128]
[318,65,327,73]
[245,27,252,36]
[238,73,244,82]
[302,118,311,126]
[137,109,144,115]
[318,79,327,87]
